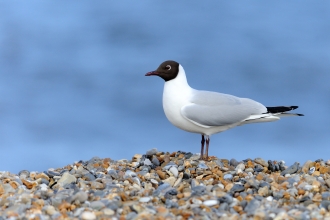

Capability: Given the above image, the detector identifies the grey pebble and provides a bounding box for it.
[268,160,275,172]
[321,201,330,211]
[278,161,286,171]
[107,169,119,179]
[153,183,171,196]
[146,148,158,156]
[259,181,270,189]
[184,152,193,159]
[151,156,160,166]
[83,173,96,181]
[178,165,184,172]
[254,164,264,172]
[197,162,209,169]
[192,185,206,195]
[18,170,30,179]
[244,199,260,215]
[322,192,330,200]
[126,212,137,220]
[218,203,229,211]
[274,163,280,171]
[165,199,179,208]
[230,184,245,193]
[254,158,268,167]
[230,158,239,167]
[214,159,224,168]
[246,178,259,189]
[240,200,247,209]
[218,195,233,204]
[281,162,300,176]
[47,170,60,177]
[71,191,88,203]
[299,196,311,203]
[90,201,105,210]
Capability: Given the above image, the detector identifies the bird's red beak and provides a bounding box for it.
[145,71,158,76]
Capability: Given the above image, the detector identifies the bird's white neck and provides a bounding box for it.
[164,64,191,91]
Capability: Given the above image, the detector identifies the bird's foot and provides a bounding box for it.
[199,155,209,161]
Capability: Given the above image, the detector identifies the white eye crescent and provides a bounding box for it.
[166,65,171,70]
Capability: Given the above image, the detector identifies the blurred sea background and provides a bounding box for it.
[0,1,329,173]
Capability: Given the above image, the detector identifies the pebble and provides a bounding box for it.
[203,199,218,206]
[90,201,105,210]
[230,184,245,193]
[197,162,209,169]
[146,148,158,156]
[224,174,233,180]
[81,211,96,220]
[169,166,178,177]
[245,199,260,215]
[151,156,160,166]
[139,197,151,203]
[71,191,88,203]
[57,172,77,186]
[103,208,115,216]
[254,158,268,167]
[281,162,300,176]
[0,150,329,219]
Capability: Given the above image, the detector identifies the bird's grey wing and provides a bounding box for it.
[181,91,267,127]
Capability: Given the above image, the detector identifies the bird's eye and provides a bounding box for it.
[165,65,171,70]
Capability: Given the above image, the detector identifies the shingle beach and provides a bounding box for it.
[1,149,330,219]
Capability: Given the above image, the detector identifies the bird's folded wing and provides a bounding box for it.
[181,91,268,128]
[181,103,255,128]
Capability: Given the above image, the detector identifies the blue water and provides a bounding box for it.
[0,1,329,173]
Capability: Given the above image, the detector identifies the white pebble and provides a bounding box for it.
[309,167,315,174]
[103,208,115,216]
[266,196,273,201]
[217,183,224,189]
[304,184,313,191]
[39,183,48,191]
[169,166,178,177]
[235,163,246,171]
[269,213,276,218]
[150,179,158,185]
[236,169,243,174]
[192,198,202,204]
[81,211,96,220]
[139,197,151,203]
[203,200,219,206]
[132,177,140,186]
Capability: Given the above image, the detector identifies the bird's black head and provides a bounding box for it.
[145,60,179,82]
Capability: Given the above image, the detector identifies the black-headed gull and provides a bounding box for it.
[145,60,303,160]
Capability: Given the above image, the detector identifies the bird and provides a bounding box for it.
[145,60,303,160]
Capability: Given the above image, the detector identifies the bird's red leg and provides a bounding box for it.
[200,135,205,160]
[205,136,210,160]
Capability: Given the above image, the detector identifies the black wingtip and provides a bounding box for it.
[297,113,304,116]
[267,106,300,114]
